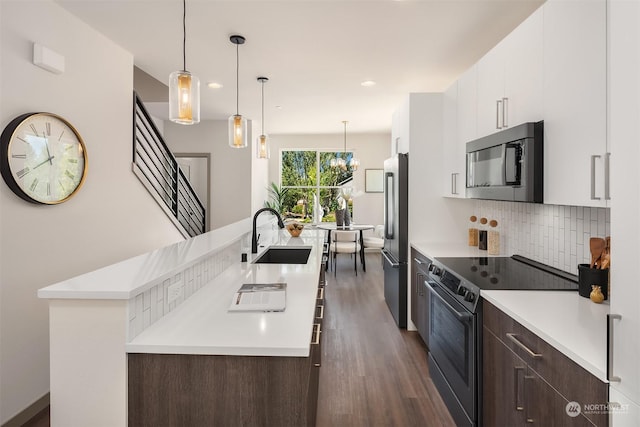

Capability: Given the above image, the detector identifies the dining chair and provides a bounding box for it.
[330,230,361,276]
[363,224,384,251]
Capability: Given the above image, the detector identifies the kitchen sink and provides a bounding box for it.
[253,246,312,264]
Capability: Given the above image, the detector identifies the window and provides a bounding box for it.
[280,150,355,222]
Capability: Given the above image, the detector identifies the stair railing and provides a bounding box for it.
[132,92,205,238]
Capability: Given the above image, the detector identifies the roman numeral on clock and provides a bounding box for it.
[64,170,74,180]
[16,167,30,179]
[29,124,38,135]
[30,178,39,192]
[46,122,51,136]
[12,154,26,159]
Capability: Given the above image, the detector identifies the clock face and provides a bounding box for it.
[1,112,87,204]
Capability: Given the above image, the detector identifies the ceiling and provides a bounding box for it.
[55,0,544,135]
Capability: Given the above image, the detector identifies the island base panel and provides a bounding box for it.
[128,353,317,427]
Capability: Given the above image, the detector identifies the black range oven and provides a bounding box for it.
[425,255,579,427]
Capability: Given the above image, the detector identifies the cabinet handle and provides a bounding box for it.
[317,287,324,300]
[502,97,509,128]
[514,366,526,411]
[451,173,459,195]
[608,314,622,382]
[591,154,602,200]
[415,272,425,296]
[506,333,542,359]
[496,99,503,129]
[316,304,324,320]
[524,375,535,423]
[311,323,321,345]
[413,257,424,265]
[604,152,611,200]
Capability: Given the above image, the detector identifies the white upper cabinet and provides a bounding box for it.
[457,65,478,146]
[476,6,544,139]
[442,81,464,197]
[504,7,544,129]
[542,0,608,207]
[609,0,640,418]
[476,41,506,138]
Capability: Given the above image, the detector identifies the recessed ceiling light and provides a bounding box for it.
[207,82,223,89]
[275,105,283,110]
[361,80,376,87]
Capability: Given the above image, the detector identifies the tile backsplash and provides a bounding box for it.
[472,200,610,275]
[127,240,240,340]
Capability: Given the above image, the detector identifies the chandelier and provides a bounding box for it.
[330,121,359,171]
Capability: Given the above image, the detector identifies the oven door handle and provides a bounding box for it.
[424,280,473,322]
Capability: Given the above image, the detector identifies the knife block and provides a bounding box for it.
[578,264,608,300]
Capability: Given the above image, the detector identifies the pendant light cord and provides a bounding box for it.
[343,121,347,153]
[236,43,240,115]
[261,81,265,134]
[182,0,186,71]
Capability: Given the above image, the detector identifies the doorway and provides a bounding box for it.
[174,153,211,232]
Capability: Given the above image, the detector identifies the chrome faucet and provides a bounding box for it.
[252,208,285,253]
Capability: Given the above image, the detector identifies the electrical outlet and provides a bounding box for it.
[167,281,184,304]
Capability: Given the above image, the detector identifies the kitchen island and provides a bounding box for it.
[38,221,326,427]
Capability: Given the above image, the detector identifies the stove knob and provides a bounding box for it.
[431,266,440,276]
[464,291,476,303]
[457,286,468,296]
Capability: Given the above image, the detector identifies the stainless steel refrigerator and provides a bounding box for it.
[381,153,408,328]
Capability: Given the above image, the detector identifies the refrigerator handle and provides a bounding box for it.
[384,172,394,239]
[381,249,399,268]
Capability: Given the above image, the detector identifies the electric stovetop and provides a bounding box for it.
[434,255,579,291]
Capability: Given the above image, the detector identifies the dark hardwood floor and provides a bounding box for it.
[317,253,455,427]
[22,252,454,427]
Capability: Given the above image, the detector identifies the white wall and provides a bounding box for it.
[0,1,185,423]
[251,122,270,214]
[267,133,390,229]
[163,120,252,230]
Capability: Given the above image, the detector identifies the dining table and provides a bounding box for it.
[316,223,375,272]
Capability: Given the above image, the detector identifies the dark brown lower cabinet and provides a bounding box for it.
[483,301,608,427]
[128,284,326,427]
[483,325,528,426]
[410,248,431,345]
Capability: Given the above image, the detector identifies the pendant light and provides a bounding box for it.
[228,35,248,148]
[256,76,270,159]
[169,0,200,125]
[331,121,359,171]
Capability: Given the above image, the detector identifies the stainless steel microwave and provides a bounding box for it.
[466,121,543,203]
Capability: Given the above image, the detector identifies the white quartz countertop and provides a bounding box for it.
[411,240,609,383]
[482,290,609,382]
[125,229,326,357]
[38,219,254,300]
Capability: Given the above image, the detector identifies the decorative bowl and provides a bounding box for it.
[286,222,304,237]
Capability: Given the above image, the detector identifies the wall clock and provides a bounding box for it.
[0,112,88,204]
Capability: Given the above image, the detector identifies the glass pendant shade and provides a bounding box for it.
[169,70,200,124]
[349,157,360,171]
[257,134,270,159]
[228,35,248,148]
[229,114,248,148]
